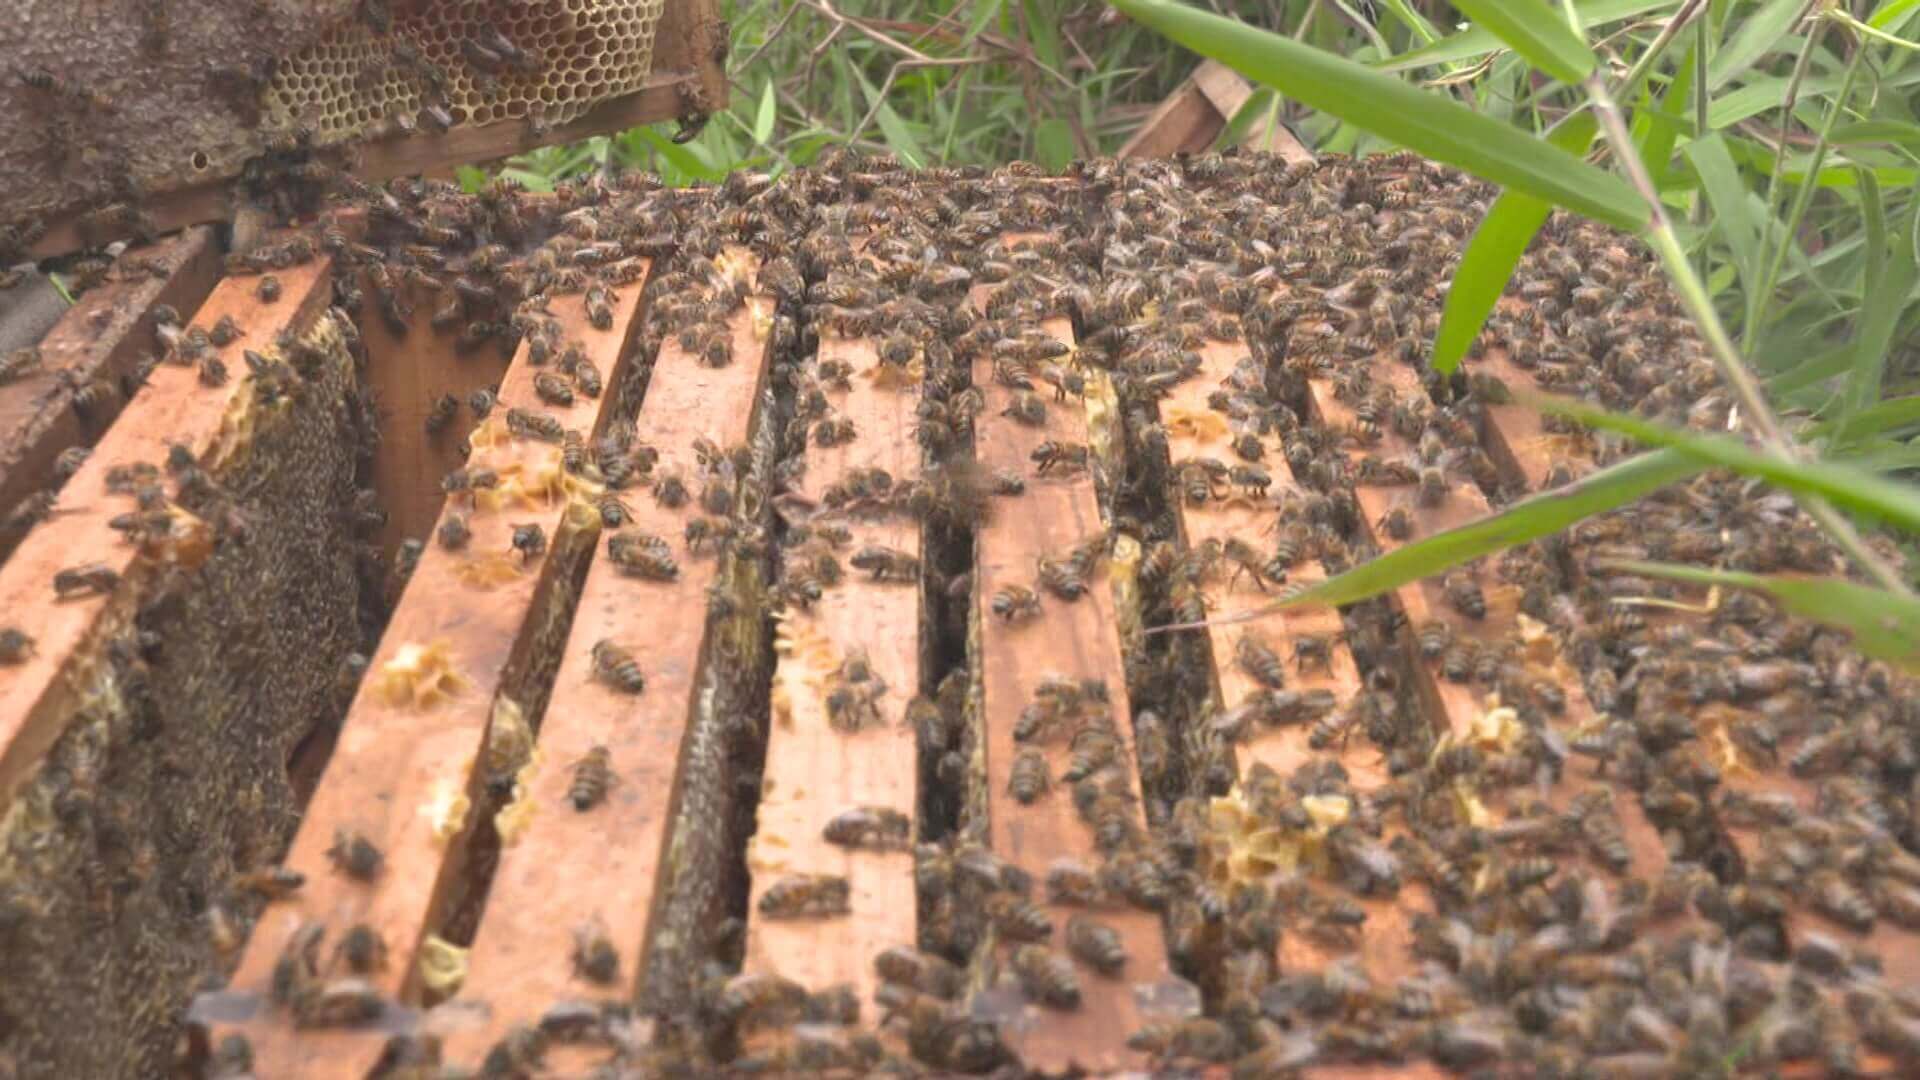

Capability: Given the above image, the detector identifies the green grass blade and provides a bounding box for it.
[1157,449,1703,625]
[1832,120,1920,156]
[1835,189,1920,446]
[1809,396,1920,440]
[1527,393,1920,531]
[1107,0,1647,228]
[1450,0,1598,83]
[1603,561,1920,672]
[852,66,929,167]
[1767,341,1855,397]
[753,81,777,145]
[1376,0,1676,72]
[1709,0,1810,90]
[1871,0,1920,27]
[1684,133,1763,301]
[1378,0,1445,46]
[1035,117,1074,171]
[1432,113,1599,374]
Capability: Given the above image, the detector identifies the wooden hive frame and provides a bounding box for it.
[26,0,729,261]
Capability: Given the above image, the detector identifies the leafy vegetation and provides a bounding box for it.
[488,0,1920,638]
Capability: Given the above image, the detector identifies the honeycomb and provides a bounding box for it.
[265,0,667,142]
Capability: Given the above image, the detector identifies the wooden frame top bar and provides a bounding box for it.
[0,255,332,816]
[212,273,648,1077]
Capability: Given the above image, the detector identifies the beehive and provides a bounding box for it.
[265,0,667,140]
[1,153,1918,1078]
[3,0,723,260]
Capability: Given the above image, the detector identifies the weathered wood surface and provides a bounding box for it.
[972,311,1168,1074]
[0,228,223,561]
[0,256,331,816]
[740,328,923,1021]
[210,275,648,1077]
[433,257,776,1066]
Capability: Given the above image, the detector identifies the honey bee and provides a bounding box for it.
[509,522,546,563]
[234,865,306,900]
[1416,619,1452,659]
[991,584,1041,622]
[440,467,500,504]
[718,971,808,1026]
[1443,570,1487,619]
[327,828,384,880]
[53,562,119,598]
[334,924,387,975]
[0,345,43,385]
[1065,914,1127,975]
[568,745,614,810]
[986,893,1053,942]
[1001,390,1048,426]
[1291,633,1334,675]
[652,468,690,508]
[584,284,613,330]
[1235,634,1288,690]
[506,407,565,443]
[1009,748,1051,805]
[572,354,602,398]
[424,393,458,436]
[876,945,963,999]
[1031,440,1089,474]
[991,468,1026,496]
[759,873,852,918]
[1035,555,1088,601]
[850,545,919,582]
[532,371,574,407]
[0,627,33,665]
[572,916,618,983]
[1010,944,1080,1009]
[822,805,912,851]
[814,416,856,446]
[1418,465,1448,507]
[590,638,646,693]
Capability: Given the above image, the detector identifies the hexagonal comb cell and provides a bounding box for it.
[265,0,666,142]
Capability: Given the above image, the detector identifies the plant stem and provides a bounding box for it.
[1586,73,1915,597]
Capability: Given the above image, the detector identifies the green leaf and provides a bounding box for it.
[1157,449,1704,624]
[1809,396,1920,440]
[1107,0,1647,229]
[1835,183,1920,446]
[1377,0,1445,46]
[964,0,1007,42]
[1832,120,1920,156]
[1870,0,1920,28]
[1433,112,1599,374]
[629,127,724,183]
[1449,0,1598,83]
[1035,117,1074,172]
[1376,0,1675,72]
[1685,134,1763,301]
[1767,341,1856,397]
[852,66,928,167]
[1601,562,1920,673]
[1526,393,1920,532]
[1709,0,1810,90]
[753,81,777,145]
[1640,38,1695,190]
[1022,0,1066,71]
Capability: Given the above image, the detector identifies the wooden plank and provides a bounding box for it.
[357,280,515,561]
[739,328,923,1020]
[1189,60,1315,166]
[0,255,332,816]
[0,227,222,561]
[1117,82,1227,160]
[207,274,650,1078]
[972,310,1168,1075]
[431,256,776,1066]
[1156,335,1433,992]
[30,78,697,260]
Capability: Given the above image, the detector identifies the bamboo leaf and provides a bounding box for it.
[753,81,777,145]
[1835,186,1920,447]
[1377,0,1676,72]
[1036,117,1075,171]
[1107,0,1647,229]
[1603,562,1920,673]
[1870,0,1920,27]
[1526,393,1920,532]
[1450,0,1598,83]
[1155,449,1704,626]
[1685,134,1764,301]
[1433,113,1599,374]
[1709,0,1812,90]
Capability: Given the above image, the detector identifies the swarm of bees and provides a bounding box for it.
[4,143,1914,1080]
